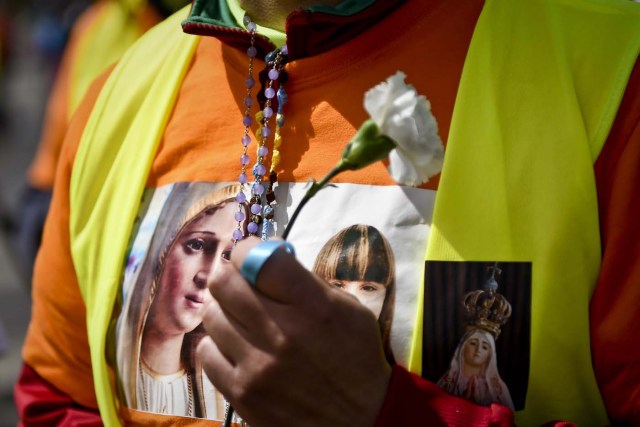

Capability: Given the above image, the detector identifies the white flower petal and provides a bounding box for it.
[364,71,408,127]
[363,71,444,186]
[388,148,423,186]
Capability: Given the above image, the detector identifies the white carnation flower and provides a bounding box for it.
[283,72,444,238]
[363,71,443,186]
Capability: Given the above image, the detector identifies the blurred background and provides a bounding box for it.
[0,0,91,424]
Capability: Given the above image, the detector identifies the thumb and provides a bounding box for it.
[231,237,324,304]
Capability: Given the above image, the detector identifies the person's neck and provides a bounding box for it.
[239,0,343,32]
[140,326,185,375]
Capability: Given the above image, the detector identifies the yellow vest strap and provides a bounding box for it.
[69,6,199,424]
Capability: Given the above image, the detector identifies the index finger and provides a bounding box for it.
[231,237,325,304]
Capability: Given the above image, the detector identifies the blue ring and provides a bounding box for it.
[240,240,296,287]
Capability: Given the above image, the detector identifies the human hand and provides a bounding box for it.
[196,237,392,427]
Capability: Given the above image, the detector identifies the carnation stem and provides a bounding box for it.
[282,165,345,240]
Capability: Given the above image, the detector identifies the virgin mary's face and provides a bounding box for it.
[148,202,236,335]
[462,332,492,369]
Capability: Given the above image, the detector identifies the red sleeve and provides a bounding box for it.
[14,363,102,427]
[591,59,640,425]
[374,365,514,427]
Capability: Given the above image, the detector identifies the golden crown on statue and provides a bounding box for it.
[463,262,512,339]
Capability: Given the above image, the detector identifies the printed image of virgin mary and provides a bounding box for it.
[117,184,244,419]
[312,224,396,364]
[437,328,514,410]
